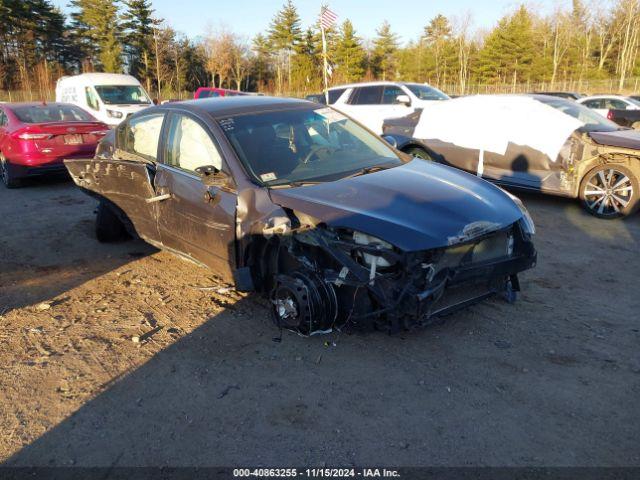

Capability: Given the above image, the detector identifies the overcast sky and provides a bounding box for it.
[51,0,561,44]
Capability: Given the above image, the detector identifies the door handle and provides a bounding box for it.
[146,193,172,203]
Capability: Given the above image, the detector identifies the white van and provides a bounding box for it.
[55,73,153,127]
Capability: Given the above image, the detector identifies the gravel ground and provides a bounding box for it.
[0,175,639,467]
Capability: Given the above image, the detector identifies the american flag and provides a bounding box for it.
[320,7,338,30]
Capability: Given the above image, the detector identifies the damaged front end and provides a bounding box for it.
[256,213,536,335]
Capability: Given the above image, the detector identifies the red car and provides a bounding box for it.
[0,102,109,187]
[193,87,249,99]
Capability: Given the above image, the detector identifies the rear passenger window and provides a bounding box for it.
[0,111,7,127]
[349,86,384,105]
[120,113,164,161]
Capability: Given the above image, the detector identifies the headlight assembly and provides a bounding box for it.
[107,109,124,119]
[352,231,394,268]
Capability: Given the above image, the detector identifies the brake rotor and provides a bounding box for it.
[271,270,338,335]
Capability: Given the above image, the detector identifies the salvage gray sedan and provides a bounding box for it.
[65,97,536,334]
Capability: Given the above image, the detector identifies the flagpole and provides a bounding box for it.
[321,7,329,104]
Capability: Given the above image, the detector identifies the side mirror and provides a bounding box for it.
[195,165,231,187]
[381,135,398,148]
[395,94,411,106]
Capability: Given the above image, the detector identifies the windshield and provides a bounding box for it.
[94,85,151,105]
[218,107,403,187]
[536,96,621,132]
[13,104,95,123]
[406,84,450,101]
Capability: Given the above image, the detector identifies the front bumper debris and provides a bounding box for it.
[269,222,536,335]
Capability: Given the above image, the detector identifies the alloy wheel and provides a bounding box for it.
[583,168,633,217]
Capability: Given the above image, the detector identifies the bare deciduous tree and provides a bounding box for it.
[203,25,235,89]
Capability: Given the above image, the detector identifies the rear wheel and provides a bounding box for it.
[579,164,639,219]
[0,152,21,188]
[403,146,432,161]
[95,201,127,242]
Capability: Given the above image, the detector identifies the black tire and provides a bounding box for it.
[579,164,639,219]
[0,153,21,188]
[95,201,127,242]
[403,146,432,160]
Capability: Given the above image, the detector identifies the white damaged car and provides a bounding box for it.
[383,94,640,219]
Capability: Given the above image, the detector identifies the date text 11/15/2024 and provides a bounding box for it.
[232,468,401,478]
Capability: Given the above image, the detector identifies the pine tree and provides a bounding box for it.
[371,21,399,80]
[69,0,122,72]
[476,6,536,84]
[334,20,366,82]
[268,0,303,91]
[121,0,155,82]
[0,0,71,92]
[423,14,455,85]
[252,33,273,89]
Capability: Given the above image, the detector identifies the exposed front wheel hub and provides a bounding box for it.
[270,270,338,335]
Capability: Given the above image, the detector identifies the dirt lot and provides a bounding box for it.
[0,175,639,467]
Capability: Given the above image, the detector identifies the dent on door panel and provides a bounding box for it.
[64,158,160,241]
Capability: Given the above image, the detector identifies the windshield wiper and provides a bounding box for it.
[269,180,325,189]
[341,163,398,180]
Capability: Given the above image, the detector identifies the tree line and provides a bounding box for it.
[1,0,640,101]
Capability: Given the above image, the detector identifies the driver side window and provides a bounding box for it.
[165,114,222,172]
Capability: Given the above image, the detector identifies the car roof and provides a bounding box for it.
[578,94,630,101]
[1,102,76,109]
[196,87,239,92]
[161,96,314,117]
[328,81,429,90]
[527,94,576,104]
[57,73,141,86]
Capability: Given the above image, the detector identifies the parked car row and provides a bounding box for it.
[0,74,268,186]
[3,75,639,334]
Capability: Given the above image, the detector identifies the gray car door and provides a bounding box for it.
[153,112,237,282]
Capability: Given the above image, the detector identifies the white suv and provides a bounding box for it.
[327,81,450,134]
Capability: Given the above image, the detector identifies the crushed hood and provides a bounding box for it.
[269,159,524,251]
[588,129,640,150]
